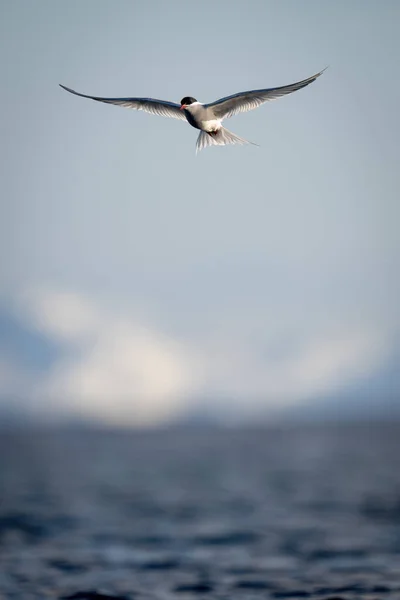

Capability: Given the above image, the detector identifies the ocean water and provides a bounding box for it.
[0,422,399,599]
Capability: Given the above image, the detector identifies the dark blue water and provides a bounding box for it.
[0,422,399,599]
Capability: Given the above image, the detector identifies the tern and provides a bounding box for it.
[60,68,326,153]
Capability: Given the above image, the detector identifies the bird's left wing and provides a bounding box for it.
[204,68,326,120]
[59,85,186,120]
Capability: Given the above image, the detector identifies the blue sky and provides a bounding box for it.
[1,1,399,426]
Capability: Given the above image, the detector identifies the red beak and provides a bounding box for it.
[180,104,186,110]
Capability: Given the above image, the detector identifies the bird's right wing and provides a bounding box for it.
[59,85,187,120]
[205,69,326,120]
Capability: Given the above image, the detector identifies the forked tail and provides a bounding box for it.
[196,126,258,154]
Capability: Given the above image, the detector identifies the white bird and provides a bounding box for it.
[60,68,326,153]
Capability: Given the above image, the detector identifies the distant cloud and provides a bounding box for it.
[193,326,390,418]
[22,288,198,426]
[0,286,394,427]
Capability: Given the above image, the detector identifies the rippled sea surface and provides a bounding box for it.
[1,422,400,600]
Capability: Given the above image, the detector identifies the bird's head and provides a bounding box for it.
[180,96,197,110]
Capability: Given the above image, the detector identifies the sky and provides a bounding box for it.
[1,0,399,427]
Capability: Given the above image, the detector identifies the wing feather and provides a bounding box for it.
[59,85,186,120]
[205,68,326,120]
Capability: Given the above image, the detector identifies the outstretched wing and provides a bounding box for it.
[59,84,186,120]
[205,68,326,120]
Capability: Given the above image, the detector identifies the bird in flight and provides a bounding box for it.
[60,68,326,154]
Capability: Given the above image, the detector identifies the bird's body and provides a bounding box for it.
[60,68,326,153]
[181,101,220,132]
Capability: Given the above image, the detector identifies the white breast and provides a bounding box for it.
[201,119,222,133]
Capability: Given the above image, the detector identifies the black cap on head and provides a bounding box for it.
[180,96,197,106]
